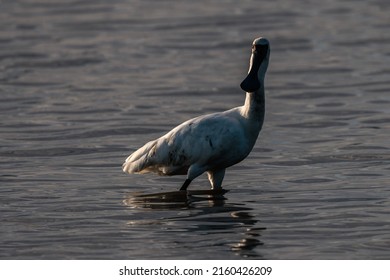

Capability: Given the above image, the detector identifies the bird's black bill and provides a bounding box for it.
[240,44,268,93]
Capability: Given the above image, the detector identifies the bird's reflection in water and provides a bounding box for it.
[123,189,266,258]
[123,189,228,209]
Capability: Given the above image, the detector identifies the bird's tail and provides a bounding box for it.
[122,140,156,174]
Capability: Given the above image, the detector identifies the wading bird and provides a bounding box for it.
[123,37,270,191]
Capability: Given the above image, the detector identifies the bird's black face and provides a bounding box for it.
[240,38,270,93]
[252,43,269,64]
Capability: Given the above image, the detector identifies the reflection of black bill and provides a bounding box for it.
[123,189,229,209]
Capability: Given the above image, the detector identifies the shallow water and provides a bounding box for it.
[1,0,389,259]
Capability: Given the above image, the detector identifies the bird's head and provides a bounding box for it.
[240,37,270,93]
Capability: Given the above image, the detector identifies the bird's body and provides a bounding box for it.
[123,37,270,190]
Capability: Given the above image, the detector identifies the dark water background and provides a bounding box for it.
[1,0,389,259]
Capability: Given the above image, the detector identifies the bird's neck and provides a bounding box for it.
[241,83,265,122]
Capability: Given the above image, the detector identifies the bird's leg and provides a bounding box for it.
[180,179,192,191]
[207,169,226,190]
[180,165,204,191]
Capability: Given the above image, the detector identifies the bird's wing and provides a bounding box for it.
[160,110,249,168]
[123,109,248,175]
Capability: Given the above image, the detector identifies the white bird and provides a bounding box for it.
[123,37,270,191]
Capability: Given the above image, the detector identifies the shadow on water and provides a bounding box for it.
[123,189,229,209]
[123,189,266,258]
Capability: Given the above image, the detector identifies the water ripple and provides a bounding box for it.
[1,0,389,260]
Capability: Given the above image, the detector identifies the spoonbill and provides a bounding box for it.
[123,37,270,191]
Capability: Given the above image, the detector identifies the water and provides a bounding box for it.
[1,0,389,259]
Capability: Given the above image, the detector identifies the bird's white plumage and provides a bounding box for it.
[123,37,270,190]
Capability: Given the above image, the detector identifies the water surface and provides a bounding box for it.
[1,0,389,259]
